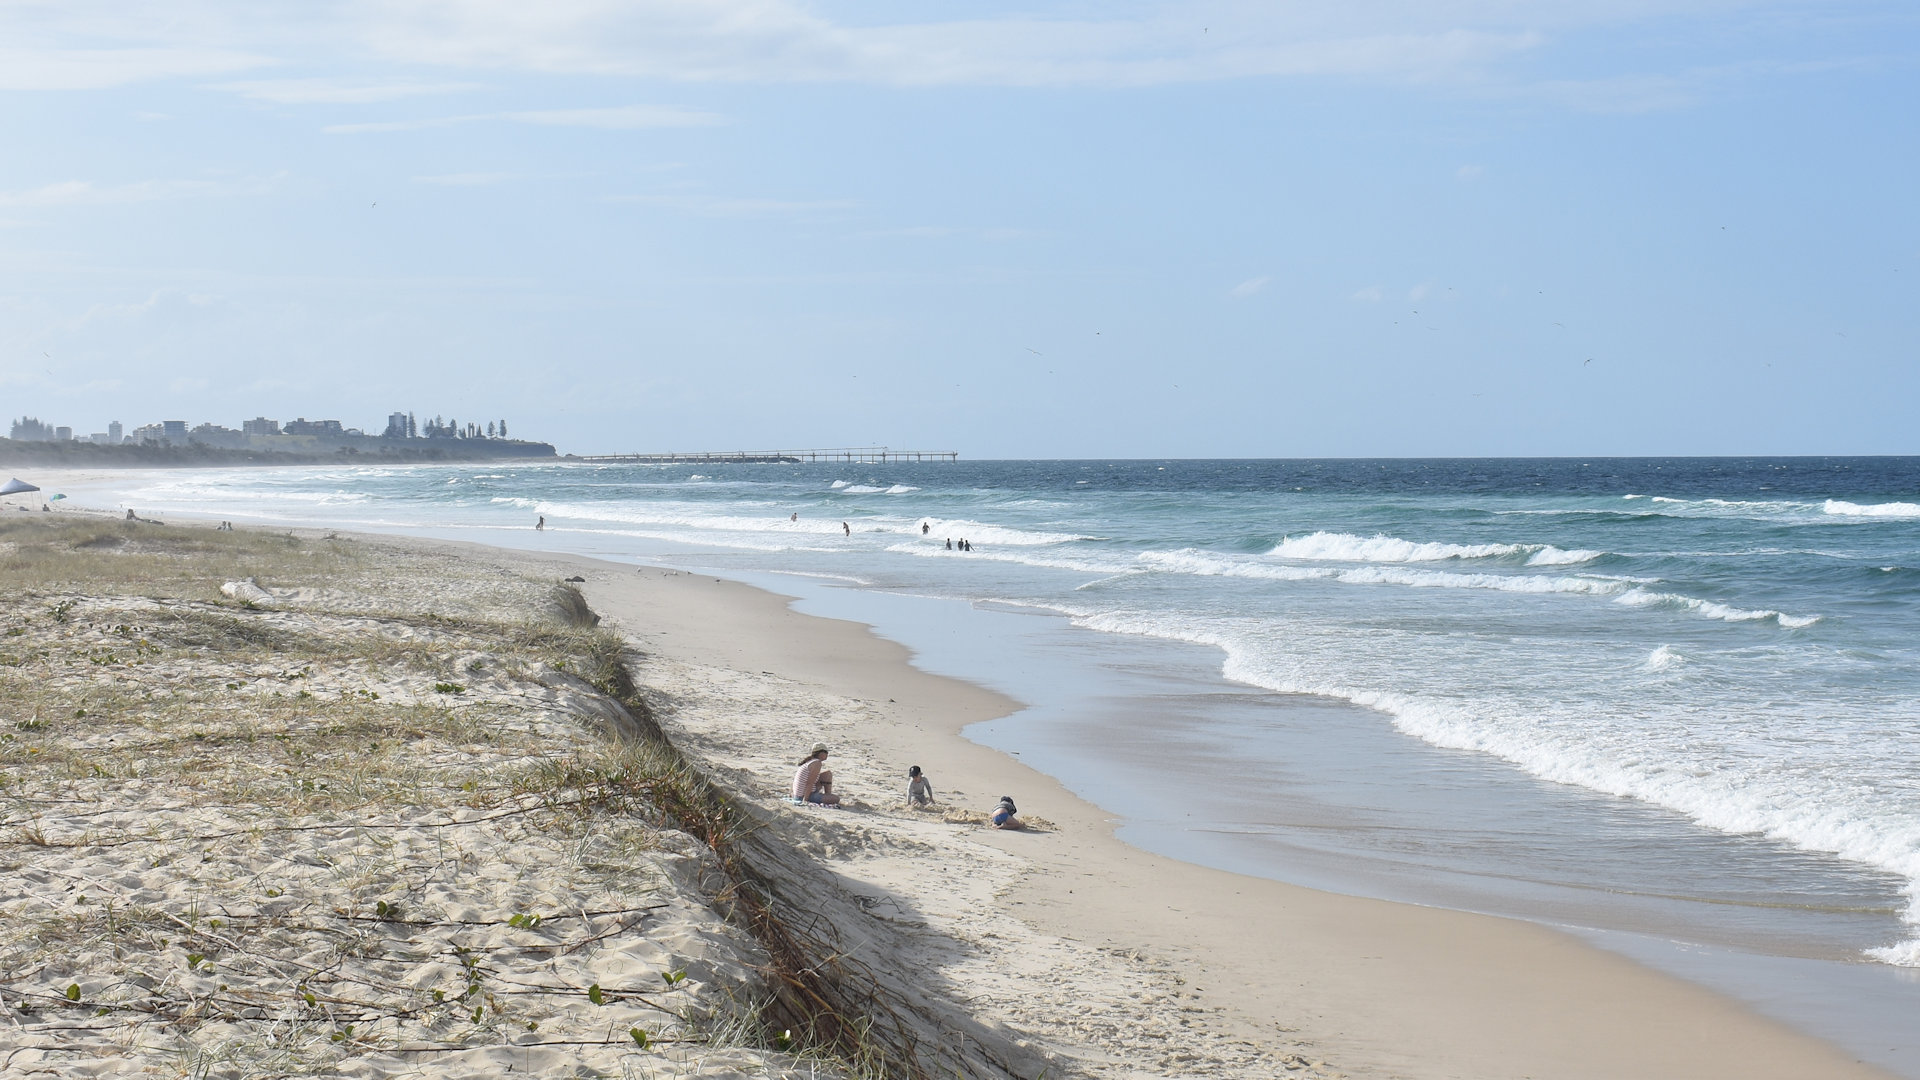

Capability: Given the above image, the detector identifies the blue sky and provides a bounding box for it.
[1,1,1915,457]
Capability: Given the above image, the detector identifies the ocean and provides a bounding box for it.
[65,457,1920,1061]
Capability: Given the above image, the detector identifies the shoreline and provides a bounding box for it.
[462,537,1897,1079]
[16,476,1909,1075]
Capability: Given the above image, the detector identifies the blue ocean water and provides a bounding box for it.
[97,457,1920,967]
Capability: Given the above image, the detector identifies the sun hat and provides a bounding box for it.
[810,742,830,755]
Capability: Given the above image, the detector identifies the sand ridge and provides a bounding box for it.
[0,518,846,1078]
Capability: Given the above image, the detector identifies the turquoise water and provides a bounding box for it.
[94,457,1920,969]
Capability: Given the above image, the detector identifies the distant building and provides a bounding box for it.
[243,417,280,436]
[130,423,166,444]
[161,421,188,444]
[87,432,114,444]
[282,418,344,436]
[54,426,72,441]
[384,412,409,439]
[108,420,123,443]
[190,423,248,449]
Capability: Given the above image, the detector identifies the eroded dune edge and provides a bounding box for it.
[0,514,1304,1080]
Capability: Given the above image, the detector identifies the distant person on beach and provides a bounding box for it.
[945,538,952,550]
[922,522,930,535]
[791,512,798,522]
[536,516,544,531]
[126,509,136,520]
[990,795,1024,829]
[907,765,934,807]
[792,743,840,806]
[842,521,850,536]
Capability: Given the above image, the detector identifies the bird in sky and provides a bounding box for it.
[1025,347,1042,355]
[1585,358,1593,365]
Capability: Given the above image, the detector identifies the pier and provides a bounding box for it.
[577,446,958,465]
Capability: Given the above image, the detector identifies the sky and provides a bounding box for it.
[0,1,1915,458]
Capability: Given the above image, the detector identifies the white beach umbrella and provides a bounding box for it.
[1,477,40,510]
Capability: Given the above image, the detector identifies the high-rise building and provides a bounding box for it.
[161,421,188,444]
[108,420,123,443]
[242,417,279,436]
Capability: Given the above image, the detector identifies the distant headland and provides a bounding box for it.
[3,411,556,468]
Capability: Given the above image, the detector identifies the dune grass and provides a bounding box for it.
[0,515,836,1078]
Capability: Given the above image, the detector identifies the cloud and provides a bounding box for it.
[327,105,721,134]
[607,193,857,218]
[506,104,726,128]
[1230,276,1270,298]
[412,172,515,186]
[865,225,1032,241]
[1511,72,1704,113]
[324,114,484,134]
[1351,286,1383,302]
[0,1,1873,103]
[351,4,1549,88]
[1456,164,1485,181]
[0,46,267,90]
[0,176,281,208]
[215,77,481,104]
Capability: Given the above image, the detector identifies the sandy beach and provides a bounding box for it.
[0,506,1899,1078]
[496,536,1890,1080]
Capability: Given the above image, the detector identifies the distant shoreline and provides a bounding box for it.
[0,437,557,469]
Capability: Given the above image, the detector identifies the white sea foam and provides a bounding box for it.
[1071,607,1920,965]
[886,542,1132,576]
[1526,546,1604,566]
[1644,645,1685,672]
[1134,548,1818,627]
[1825,499,1920,519]
[1271,531,1527,562]
[826,481,920,494]
[1269,532,1602,567]
[915,518,1092,546]
[1867,937,1920,966]
[1613,588,1820,627]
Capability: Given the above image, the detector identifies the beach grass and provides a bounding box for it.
[0,515,845,1078]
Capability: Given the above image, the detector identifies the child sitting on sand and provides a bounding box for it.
[907,765,933,807]
[791,743,840,806]
[990,795,1024,829]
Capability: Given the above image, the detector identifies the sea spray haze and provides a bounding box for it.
[102,457,1920,962]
